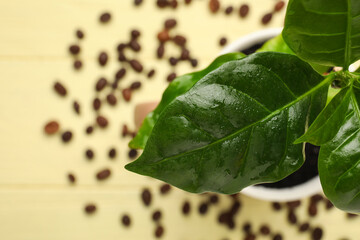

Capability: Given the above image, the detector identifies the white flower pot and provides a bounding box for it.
[220,28,323,202]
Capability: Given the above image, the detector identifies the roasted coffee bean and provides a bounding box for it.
[262,13,273,25]
[273,234,283,240]
[131,29,141,39]
[167,72,177,82]
[157,44,165,58]
[141,188,152,206]
[134,0,143,6]
[198,202,208,215]
[93,98,101,111]
[128,149,138,159]
[218,212,231,224]
[73,101,80,114]
[173,35,186,46]
[117,43,127,52]
[180,48,190,60]
[209,194,219,204]
[226,219,235,229]
[160,184,171,194]
[68,173,76,183]
[184,0,191,4]
[96,116,108,128]
[54,82,67,96]
[299,222,310,232]
[170,0,177,8]
[157,30,170,42]
[106,94,117,106]
[69,45,80,55]
[86,126,94,134]
[347,213,358,218]
[182,201,191,215]
[164,18,177,29]
[76,29,84,39]
[286,200,301,209]
[44,121,60,134]
[155,225,164,238]
[239,4,250,18]
[129,40,141,52]
[260,225,270,235]
[115,68,126,80]
[98,52,108,66]
[85,149,94,160]
[230,201,241,215]
[129,59,143,72]
[73,60,82,69]
[308,203,318,217]
[152,210,162,221]
[242,222,252,233]
[122,88,132,102]
[272,202,282,211]
[157,0,168,8]
[310,194,323,203]
[108,148,116,159]
[84,204,97,214]
[96,168,111,180]
[99,12,111,23]
[219,37,227,46]
[225,6,233,15]
[122,214,131,226]
[62,131,72,142]
[169,57,178,66]
[147,69,155,78]
[190,58,198,67]
[245,234,255,240]
[287,210,297,224]
[118,52,127,62]
[209,0,220,13]
[112,80,119,90]
[311,227,323,240]
[274,1,285,12]
[122,124,129,137]
[130,81,142,90]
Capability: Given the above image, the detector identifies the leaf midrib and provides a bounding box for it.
[148,76,332,167]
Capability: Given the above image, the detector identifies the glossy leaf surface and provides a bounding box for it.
[129,52,245,149]
[126,52,328,194]
[283,0,360,68]
[296,81,360,213]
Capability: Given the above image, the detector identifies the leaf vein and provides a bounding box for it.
[215,83,272,113]
[148,76,332,167]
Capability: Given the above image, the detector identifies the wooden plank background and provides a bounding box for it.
[0,0,359,239]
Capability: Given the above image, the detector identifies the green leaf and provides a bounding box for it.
[295,77,350,145]
[129,52,245,149]
[126,52,329,194]
[257,34,329,74]
[257,34,295,55]
[318,82,360,212]
[283,0,360,68]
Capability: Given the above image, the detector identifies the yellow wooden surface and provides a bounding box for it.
[0,0,359,239]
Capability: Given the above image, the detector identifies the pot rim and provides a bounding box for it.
[220,27,323,202]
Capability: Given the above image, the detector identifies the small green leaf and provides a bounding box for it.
[126,52,329,194]
[317,82,360,212]
[283,0,360,68]
[257,34,329,74]
[129,52,245,149]
[295,80,351,145]
[257,34,295,55]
